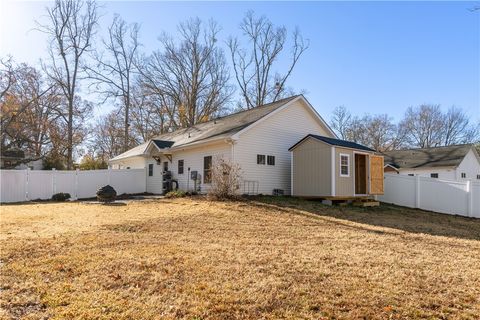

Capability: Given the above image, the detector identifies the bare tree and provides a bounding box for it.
[442,106,479,145]
[89,110,124,159]
[140,18,233,128]
[1,62,61,166]
[330,106,352,140]
[37,0,99,169]
[86,15,140,152]
[228,11,309,109]
[399,104,447,148]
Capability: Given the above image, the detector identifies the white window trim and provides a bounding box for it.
[339,153,350,177]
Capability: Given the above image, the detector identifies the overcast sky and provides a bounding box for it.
[1,0,479,123]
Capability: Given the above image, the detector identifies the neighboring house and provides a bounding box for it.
[109,95,336,195]
[289,135,384,198]
[382,144,480,181]
[0,149,43,170]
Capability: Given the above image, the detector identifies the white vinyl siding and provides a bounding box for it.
[168,142,231,193]
[233,99,334,195]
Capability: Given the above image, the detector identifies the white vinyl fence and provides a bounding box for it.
[378,174,480,218]
[0,169,146,203]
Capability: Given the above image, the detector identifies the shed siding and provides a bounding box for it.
[335,147,354,196]
[292,138,332,196]
[234,99,334,195]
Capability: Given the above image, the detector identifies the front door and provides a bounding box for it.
[355,154,367,194]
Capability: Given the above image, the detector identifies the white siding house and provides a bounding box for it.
[383,145,480,181]
[109,95,336,195]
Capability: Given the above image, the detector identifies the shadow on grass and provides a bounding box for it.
[248,196,480,241]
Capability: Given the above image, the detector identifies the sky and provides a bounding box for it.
[1,0,479,124]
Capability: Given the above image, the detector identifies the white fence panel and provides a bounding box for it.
[0,170,27,202]
[418,177,468,216]
[110,169,146,195]
[379,174,479,218]
[379,175,416,208]
[0,169,147,203]
[28,170,54,200]
[55,171,76,196]
[471,182,480,219]
[77,170,109,199]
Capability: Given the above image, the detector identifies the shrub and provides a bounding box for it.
[165,190,187,198]
[208,157,242,200]
[52,192,71,202]
[96,185,117,202]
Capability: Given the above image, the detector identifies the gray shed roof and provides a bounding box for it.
[110,96,302,162]
[289,134,375,152]
[382,144,476,169]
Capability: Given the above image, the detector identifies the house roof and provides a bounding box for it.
[152,140,175,149]
[382,144,476,169]
[1,149,25,160]
[111,95,332,162]
[289,134,376,152]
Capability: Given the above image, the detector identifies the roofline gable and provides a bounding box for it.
[231,95,336,140]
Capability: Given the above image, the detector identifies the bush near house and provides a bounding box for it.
[208,157,242,200]
[165,190,187,198]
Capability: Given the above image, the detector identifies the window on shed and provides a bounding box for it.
[204,156,212,184]
[461,172,466,178]
[430,173,438,178]
[148,164,153,176]
[178,160,184,174]
[267,155,275,166]
[339,154,350,177]
[257,154,265,165]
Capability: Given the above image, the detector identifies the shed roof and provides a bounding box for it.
[289,134,375,152]
[382,144,476,169]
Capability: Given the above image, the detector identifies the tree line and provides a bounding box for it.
[1,0,306,169]
[330,105,479,152]
[1,0,478,170]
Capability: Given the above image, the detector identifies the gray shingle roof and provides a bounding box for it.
[382,144,475,169]
[289,134,375,152]
[110,96,300,161]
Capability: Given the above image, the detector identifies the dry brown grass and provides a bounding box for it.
[1,197,479,319]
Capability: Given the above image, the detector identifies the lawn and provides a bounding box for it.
[1,197,479,319]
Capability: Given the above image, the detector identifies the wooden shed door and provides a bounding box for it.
[369,155,384,195]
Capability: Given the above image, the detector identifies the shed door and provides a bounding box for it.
[369,155,384,195]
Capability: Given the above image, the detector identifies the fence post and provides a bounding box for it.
[52,168,56,195]
[75,169,79,200]
[25,168,30,201]
[415,175,420,208]
[466,180,472,217]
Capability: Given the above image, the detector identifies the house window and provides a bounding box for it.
[204,156,212,184]
[430,173,438,178]
[178,160,184,174]
[477,174,480,180]
[163,161,169,172]
[148,164,153,176]
[267,155,275,166]
[339,154,350,177]
[461,172,466,178]
[257,154,265,165]
[408,174,414,176]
